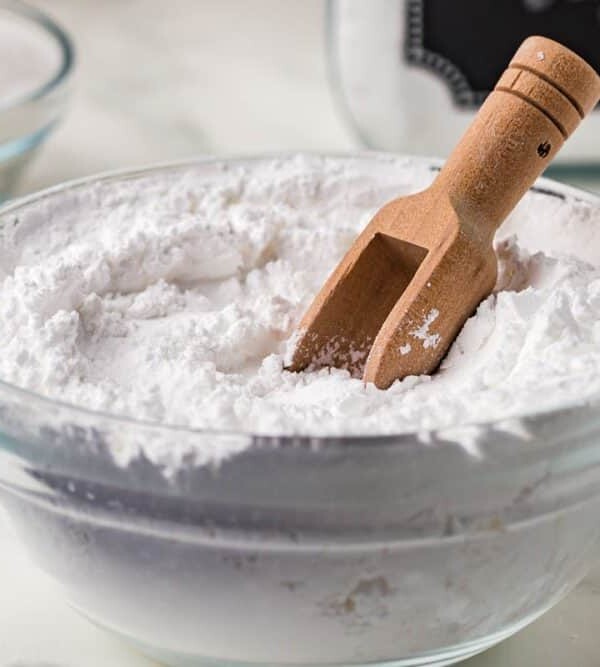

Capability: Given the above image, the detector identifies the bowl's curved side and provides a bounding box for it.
[2,358,600,664]
[2,444,600,665]
[0,0,75,115]
[0,1,74,200]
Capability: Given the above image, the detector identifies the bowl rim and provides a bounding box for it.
[1,151,599,448]
[0,0,74,113]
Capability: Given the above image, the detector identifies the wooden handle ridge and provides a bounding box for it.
[498,36,600,139]
[510,36,600,119]
[436,36,600,242]
[495,67,580,140]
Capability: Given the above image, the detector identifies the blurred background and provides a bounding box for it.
[8,0,357,195]
[3,0,600,201]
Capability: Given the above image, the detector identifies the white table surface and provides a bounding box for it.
[20,0,357,194]
[3,1,600,665]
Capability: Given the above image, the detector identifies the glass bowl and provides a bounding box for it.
[0,1,74,202]
[1,155,600,667]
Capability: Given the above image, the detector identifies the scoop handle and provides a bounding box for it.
[435,36,600,242]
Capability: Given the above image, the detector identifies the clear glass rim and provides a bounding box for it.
[1,151,599,448]
[0,0,75,113]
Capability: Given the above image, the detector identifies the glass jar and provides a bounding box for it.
[327,0,600,185]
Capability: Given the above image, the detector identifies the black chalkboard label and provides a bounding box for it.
[405,0,600,108]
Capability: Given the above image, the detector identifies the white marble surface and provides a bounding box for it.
[3,1,600,666]
[19,0,356,194]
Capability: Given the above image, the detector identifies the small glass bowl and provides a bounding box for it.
[0,1,74,202]
[1,155,600,667]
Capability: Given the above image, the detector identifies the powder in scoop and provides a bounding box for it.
[1,155,600,444]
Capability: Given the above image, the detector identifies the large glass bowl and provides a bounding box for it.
[1,155,600,667]
[0,1,74,202]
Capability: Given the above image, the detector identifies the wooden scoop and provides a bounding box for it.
[288,36,600,389]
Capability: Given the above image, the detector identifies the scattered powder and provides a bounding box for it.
[0,8,62,108]
[1,154,600,445]
[410,308,441,350]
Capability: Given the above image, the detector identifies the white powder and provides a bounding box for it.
[3,156,599,666]
[410,308,441,350]
[1,154,600,445]
[0,8,62,108]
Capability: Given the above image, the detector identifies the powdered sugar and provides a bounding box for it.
[410,308,441,350]
[1,154,600,446]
